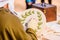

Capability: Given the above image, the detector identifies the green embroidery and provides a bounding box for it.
[25,12,30,16]
[34,29,37,33]
[37,26,41,29]
[32,11,34,14]
[22,15,27,18]
[20,10,43,31]
[38,22,42,26]
[37,11,43,29]
[38,17,42,21]
[20,19,25,21]
[38,14,41,17]
[37,11,41,15]
[28,10,31,15]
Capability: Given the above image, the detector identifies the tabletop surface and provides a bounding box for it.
[32,3,56,8]
[37,21,60,40]
[46,21,60,32]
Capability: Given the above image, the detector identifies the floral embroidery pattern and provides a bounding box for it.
[20,10,43,31]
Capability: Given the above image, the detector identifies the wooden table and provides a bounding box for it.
[32,3,57,22]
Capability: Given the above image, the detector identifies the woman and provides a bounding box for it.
[41,0,52,4]
[26,0,36,9]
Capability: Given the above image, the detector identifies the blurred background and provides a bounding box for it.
[14,0,60,15]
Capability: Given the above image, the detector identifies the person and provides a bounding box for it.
[41,0,45,3]
[48,0,52,4]
[41,0,52,4]
[26,0,36,9]
[0,0,37,40]
[4,0,17,15]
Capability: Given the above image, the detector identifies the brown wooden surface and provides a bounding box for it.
[32,3,57,22]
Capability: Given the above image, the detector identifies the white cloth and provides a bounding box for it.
[0,0,20,17]
[0,0,8,7]
[46,21,60,32]
[8,0,14,13]
[8,0,17,16]
[8,0,21,17]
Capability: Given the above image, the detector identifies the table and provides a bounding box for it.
[46,21,60,32]
[37,21,60,40]
[32,3,57,22]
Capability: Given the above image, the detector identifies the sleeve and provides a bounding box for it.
[0,8,37,40]
[26,28,37,40]
[26,0,32,3]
